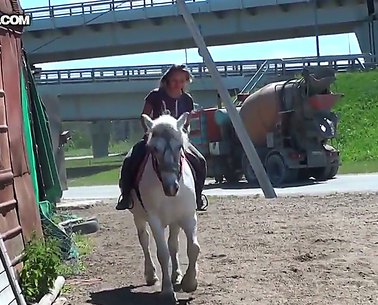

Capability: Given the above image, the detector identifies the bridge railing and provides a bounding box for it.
[34,54,373,85]
[25,0,204,20]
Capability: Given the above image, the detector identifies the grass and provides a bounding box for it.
[338,160,378,174]
[65,142,131,158]
[331,70,378,163]
[66,155,123,187]
[58,233,92,277]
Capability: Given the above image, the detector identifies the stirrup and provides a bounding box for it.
[196,194,208,212]
[116,194,133,210]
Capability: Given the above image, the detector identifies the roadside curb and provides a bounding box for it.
[57,200,103,210]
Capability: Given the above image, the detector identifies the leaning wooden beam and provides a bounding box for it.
[176,0,277,198]
[0,235,27,305]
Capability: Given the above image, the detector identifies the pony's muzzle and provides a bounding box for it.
[163,180,179,196]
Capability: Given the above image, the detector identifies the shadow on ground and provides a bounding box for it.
[67,165,120,179]
[88,286,193,305]
[204,178,329,190]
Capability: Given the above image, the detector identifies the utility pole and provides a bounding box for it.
[176,0,277,199]
[313,0,320,60]
[48,0,53,18]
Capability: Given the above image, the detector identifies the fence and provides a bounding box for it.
[25,0,203,20]
[34,54,371,85]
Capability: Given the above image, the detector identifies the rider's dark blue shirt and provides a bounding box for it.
[144,88,194,119]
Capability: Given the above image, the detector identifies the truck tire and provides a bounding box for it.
[224,173,243,184]
[298,169,311,180]
[214,175,223,184]
[311,166,331,181]
[71,218,100,235]
[327,165,339,179]
[242,153,258,185]
[265,153,297,187]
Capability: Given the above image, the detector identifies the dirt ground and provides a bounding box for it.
[63,193,378,305]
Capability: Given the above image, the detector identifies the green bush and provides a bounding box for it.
[20,236,61,303]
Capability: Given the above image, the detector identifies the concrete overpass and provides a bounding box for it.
[35,54,367,121]
[24,0,378,64]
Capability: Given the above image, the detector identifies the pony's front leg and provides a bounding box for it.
[133,216,158,286]
[168,224,182,287]
[180,214,200,293]
[149,215,176,302]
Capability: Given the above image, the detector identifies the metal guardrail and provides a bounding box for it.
[34,54,373,85]
[232,59,276,105]
[25,0,203,20]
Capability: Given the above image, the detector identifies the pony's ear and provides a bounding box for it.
[177,112,189,130]
[142,114,154,131]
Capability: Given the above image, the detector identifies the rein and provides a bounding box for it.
[135,150,184,212]
[151,150,184,185]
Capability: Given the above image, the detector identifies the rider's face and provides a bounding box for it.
[167,71,187,92]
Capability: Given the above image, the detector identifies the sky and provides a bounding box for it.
[21,0,362,70]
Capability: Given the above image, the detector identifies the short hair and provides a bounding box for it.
[159,64,193,89]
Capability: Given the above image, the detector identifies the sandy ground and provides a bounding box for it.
[63,193,378,305]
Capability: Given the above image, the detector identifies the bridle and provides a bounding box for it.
[150,146,184,186]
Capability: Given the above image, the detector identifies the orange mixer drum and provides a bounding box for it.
[239,82,283,146]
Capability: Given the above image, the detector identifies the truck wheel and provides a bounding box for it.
[71,218,100,235]
[242,153,258,185]
[298,169,311,181]
[327,165,339,179]
[311,167,331,181]
[224,173,243,184]
[265,153,297,187]
[215,175,223,184]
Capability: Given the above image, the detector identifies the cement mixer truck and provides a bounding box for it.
[189,67,342,186]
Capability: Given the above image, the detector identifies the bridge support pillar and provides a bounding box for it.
[355,20,378,62]
[90,121,111,158]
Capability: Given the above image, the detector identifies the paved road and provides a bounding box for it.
[62,173,378,201]
[65,153,121,161]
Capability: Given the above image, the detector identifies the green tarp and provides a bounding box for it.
[21,59,75,259]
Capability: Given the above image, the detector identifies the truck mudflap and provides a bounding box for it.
[301,144,340,181]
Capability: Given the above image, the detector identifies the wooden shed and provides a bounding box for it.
[0,0,43,274]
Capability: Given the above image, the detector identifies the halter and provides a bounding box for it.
[151,149,184,185]
[134,147,185,213]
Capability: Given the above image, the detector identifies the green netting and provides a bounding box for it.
[21,68,39,199]
[21,63,77,260]
[26,65,62,206]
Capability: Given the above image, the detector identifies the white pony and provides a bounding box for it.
[130,112,200,303]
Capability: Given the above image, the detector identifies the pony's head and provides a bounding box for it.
[142,113,190,196]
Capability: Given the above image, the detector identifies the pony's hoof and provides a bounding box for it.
[146,275,159,286]
[181,274,198,293]
[160,291,177,304]
[173,275,183,292]
[172,272,183,286]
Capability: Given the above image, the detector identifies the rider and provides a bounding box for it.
[116,64,208,211]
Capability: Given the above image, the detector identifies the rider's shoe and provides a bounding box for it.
[116,193,133,210]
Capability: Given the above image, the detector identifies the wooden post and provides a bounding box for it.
[176,0,277,198]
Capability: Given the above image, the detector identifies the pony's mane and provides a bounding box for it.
[148,115,189,149]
